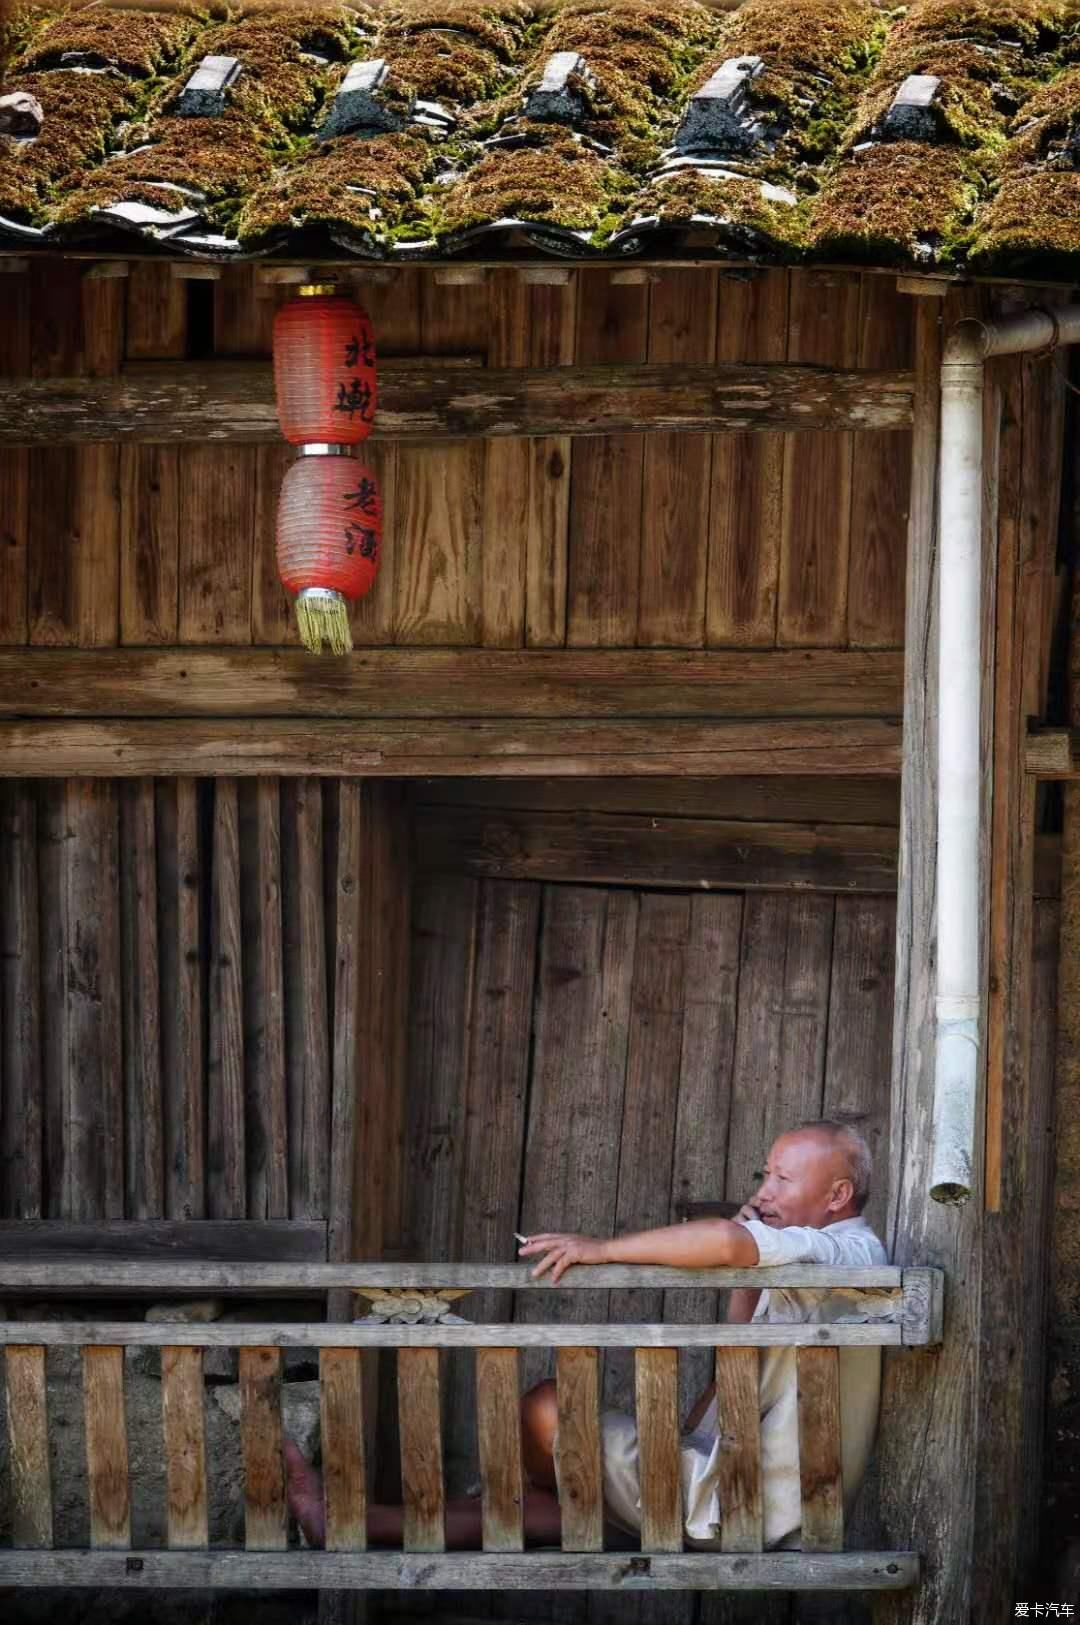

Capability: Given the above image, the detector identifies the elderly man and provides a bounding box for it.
[286,1117,888,1551]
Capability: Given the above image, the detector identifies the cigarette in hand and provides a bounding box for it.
[514,1232,529,1245]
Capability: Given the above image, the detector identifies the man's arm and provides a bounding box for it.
[520,1219,759,1281]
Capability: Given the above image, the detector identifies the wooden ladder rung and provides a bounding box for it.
[475,1347,524,1552]
[555,1346,603,1553]
[398,1347,445,1552]
[162,1345,208,1549]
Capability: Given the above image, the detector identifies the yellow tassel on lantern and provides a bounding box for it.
[295,588,353,656]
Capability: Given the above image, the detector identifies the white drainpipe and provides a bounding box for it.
[931,304,1080,1203]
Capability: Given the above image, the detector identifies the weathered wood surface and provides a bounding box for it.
[421,775,903,825]
[1026,728,1078,776]
[714,1348,763,1553]
[320,1347,367,1552]
[239,1346,287,1551]
[556,1346,604,1552]
[0,1319,907,1350]
[398,1347,445,1552]
[475,1347,525,1552]
[159,778,204,1220]
[0,361,916,445]
[416,805,901,894]
[0,1259,903,1290]
[0,1219,327,1258]
[0,1549,920,1590]
[795,1346,844,1552]
[0,647,905,719]
[208,778,245,1219]
[4,1343,53,1547]
[82,1345,131,1550]
[634,1348,682,1552]
[0,783,42,1218]
[161,1345,209,1549]
[119,779,162,1219]
[282,779,330,1220]
[0,718,903,778]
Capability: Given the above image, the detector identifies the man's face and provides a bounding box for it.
[750,1132,850,1229]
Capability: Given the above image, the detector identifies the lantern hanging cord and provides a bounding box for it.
[296,588,353,656]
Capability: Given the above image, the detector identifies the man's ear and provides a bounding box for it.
[827,1178,854,1213]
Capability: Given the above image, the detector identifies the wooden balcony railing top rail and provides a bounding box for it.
[0,1260,939,1594]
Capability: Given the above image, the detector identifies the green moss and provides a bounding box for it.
[887,0,1068,53]
[970,166,1080,267]
[22,3,202,77]
[439,123,622,236]
[0,66,136,222]
[236,128,431,242]
[623,166,808,251]
[376,28,506,102]
[811,140,981,263]
[378,0,531,62]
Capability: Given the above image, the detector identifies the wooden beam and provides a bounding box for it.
[0,360,916,446]
[0,1549,919,1590]
[0,719,902,778]
[0,1219,328,1260]
[0,648,904,721]
[415,805,900,893]
[1026,728,1076,777]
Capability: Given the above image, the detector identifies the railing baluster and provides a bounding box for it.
[635,1347,682,1552]
[397,1348,445,1552]
[715,1347,763,1553]
[320,1347,367,1551]
[82,1346,131,1550]
[796,1345,844,1551]
[555,1346,603,1552]
[475,1347,524,1552]
[239,1347,287,1550]
[5,1345,53,1547]
[162,1345,208,1549]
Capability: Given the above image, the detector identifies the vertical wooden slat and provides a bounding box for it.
[5,1344,53,1548]
[125,262,187,361]
[398,1347,445,1552]
[213,266,276,357]
[0,270,30,645]
[525,280,576,649]
[27,444,79,647]
[555,1346,603,1553]
[119,444,180,644]
[83,1345,131,1550]
[239,1346,287,1550]
[282,778,329,1219]
[393,440,483,645]
[634,1348,682,1553]
[161,1345,208,1549]
[778,272,861,646]
[567,271,649,645]
[795,1346,844,1551]
[65,781,123,1220]
[159,777,205,1220]
[208,778,245,1219]
[475,1347,525,1552]
[251,442,298,645]
[81,273,126,381]
[321,1347,367,1551]
[0,784,42,1218]
[178,446,255,643]
[706,269,789,647]
[714,1347,762,1553]
[638,270,718,646]
[120,778,163,1219]
[329,781,363,1276]
[39,783,67,1216]
[241,779,288,1219]
[847,277,913,648]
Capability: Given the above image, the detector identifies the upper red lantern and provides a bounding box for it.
[273,285,377,446]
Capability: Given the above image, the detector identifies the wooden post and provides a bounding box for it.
[874,294,983,1624]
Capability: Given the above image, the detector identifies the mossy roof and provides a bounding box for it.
[2,0,1080,275]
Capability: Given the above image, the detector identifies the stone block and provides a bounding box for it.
[674,56,763,153]
[523,51,595,124]
[176,55,242,118]
[0,91,44,137]
[882,75,943,141]
[318,59,413,139]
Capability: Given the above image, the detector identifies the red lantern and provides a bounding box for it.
[276,451,381,654]
[273,284,377,446]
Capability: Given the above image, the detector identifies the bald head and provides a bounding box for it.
[794,1120,872,1213]
[750,1120,873,1231]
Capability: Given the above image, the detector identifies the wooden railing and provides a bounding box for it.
[0,1261,941,1594]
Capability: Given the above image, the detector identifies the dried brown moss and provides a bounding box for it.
[235,128,430,241]
[971,166,1080,263]
[625,166,807,249]
[378,0,531,61]
[180,6,361,132]
[377,28,506,101]
[21,2,199,76]
[811,140,979,262]
[887,0,1067,52]
[439,123,615,234]
[55,113,269,220]
[0,66,135,219]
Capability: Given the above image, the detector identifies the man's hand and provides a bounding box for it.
[733,1200,761,1225]
[517,1232,607,1283]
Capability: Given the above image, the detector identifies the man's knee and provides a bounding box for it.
[521,1378,558,1447]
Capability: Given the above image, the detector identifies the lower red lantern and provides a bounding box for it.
[276,449,381,654]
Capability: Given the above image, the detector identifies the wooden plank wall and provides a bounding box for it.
[0,262,913,655]
[396,774,899,1625]
[0,776,354,1225]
